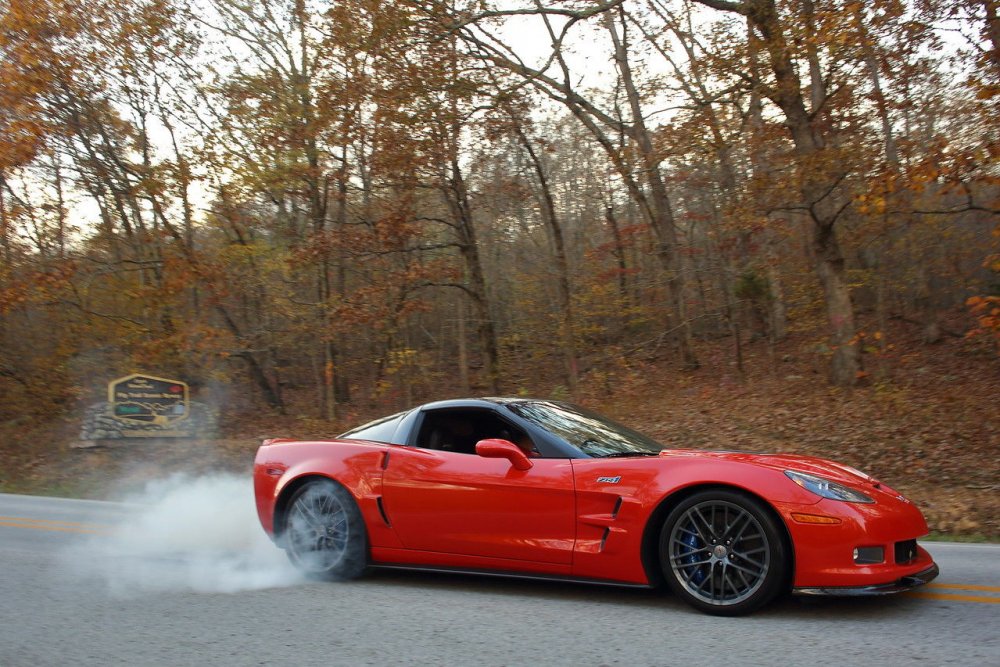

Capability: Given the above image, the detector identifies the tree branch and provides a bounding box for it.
[448,0,626,30]
[690,0,748,14]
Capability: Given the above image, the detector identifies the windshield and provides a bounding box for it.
[507,401,665,457]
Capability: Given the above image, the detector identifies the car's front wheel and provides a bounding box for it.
[659,489,788,616]
[283,478,368,580]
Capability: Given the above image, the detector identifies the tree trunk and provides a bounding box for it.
[982,0,1000,77]
[747,23,788,341]
[508,111,579,396]
[604,205,630,302]
[854,4,899,166]
[456,297,470,394]
[447,159,501,394]
[604,9,698,369]
[697,0,859,384]
[813,224,859,384]
[764,0,860,384]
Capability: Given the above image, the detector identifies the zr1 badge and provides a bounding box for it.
[597,476,621,484]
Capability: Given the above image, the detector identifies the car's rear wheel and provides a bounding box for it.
[659,489,787,616]
[283,478,368,580]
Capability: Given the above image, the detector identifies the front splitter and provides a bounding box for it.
[794,563,940,597]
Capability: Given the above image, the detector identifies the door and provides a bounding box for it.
[382,446,576,564]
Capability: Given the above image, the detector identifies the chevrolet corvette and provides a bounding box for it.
[253,398,939,615]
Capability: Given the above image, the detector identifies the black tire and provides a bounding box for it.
[283,478,369,581]
[659,489,788,616]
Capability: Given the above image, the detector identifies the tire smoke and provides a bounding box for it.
[65,474,304,596]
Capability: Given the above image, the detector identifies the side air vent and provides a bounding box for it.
[611,496,623,518]
[599,527,610,552]
[381,451,391,469]
[376,497,392,527]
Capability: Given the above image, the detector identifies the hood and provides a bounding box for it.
[659,449,887,490]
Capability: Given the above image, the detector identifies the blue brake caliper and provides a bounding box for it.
[682,522,707,586]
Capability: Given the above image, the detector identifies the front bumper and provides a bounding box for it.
[778,490,939,589]
[794,563,940,597]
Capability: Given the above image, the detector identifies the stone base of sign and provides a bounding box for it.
[79,401,218,442]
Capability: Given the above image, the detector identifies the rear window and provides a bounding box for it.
[340,411,405,443]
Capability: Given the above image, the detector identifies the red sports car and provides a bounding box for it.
[253,398,939,615]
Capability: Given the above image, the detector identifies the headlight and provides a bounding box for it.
[785,470,874,504]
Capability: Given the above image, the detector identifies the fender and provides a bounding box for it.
[254,440,401,549]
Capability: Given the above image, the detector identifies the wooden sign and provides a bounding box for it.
[108,374,189,435]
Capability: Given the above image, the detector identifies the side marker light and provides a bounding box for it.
[790,512,842,525]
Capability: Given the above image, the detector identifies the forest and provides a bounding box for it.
[1,0,998,428]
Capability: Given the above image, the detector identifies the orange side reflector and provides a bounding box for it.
[791,512,842,525]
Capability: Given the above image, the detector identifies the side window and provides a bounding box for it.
[416,409,538,456]
[340,411,405,443]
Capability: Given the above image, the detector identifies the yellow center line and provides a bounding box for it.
[0,515,114,535]
[0,515,110,528]
[0,520,111,535]
[925,583,1000,593]
[905,591,1000,604]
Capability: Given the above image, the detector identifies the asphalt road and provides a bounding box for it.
[1,491,998,667]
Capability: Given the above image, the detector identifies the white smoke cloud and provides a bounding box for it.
[65,473,305,596]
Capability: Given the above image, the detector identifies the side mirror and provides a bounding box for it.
[475,439,533,471]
